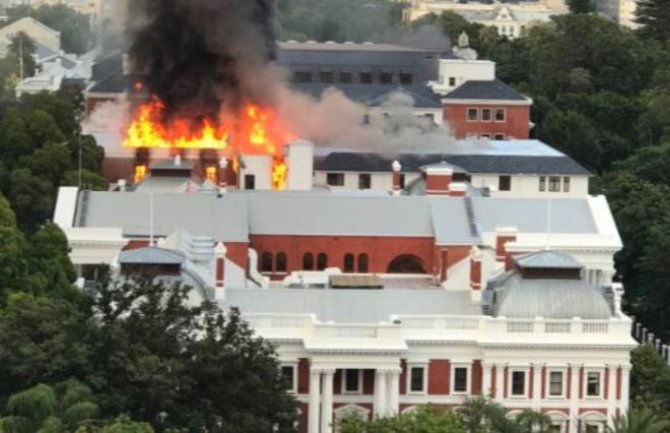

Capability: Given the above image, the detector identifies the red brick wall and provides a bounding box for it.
[363,369,374,395]
[298,402,308,433]
[249,235,435,275]
[428,360,450,395]
[224,242,249,270]
[472,360,482,395]
[426,174,452,193]
[298,358,310,394]
[443,104,530,140]
[400,361,407,395]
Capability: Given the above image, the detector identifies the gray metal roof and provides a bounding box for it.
[246,194,434,237]
[77,191,249,241]
[471,198,598,234]
[221,288,481,323]
[444,79,528,101]
[118,247,185,265]
[429,197,479,244]
[514,251,584,269]
[492,273,613,319]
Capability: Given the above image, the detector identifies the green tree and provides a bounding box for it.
[607,407,670,433]
[8,32,36,78]
[339,404,463,433]
[636,0,670,42]
[537,109,603,171]
[89,277,298,432]
[100,416,154,433]
[0,294,93,399]
[630,344,670,412]
[0,380,100,433]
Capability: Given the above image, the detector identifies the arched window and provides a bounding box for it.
[303,253,314,270]
[261,252,273,272]
[276,252,287,273]
[387,255,426,274]
[358,253,369,273]
[343,254,355,273]
[317,253,328,271]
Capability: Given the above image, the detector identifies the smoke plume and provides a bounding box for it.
[126,0,277,120]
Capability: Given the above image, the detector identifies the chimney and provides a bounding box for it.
[287,140,314,190]
[495,227,517,270]
[440,249,449,282]
[470,245,483,296]
[425,164,453,195]
[174,154,182,167]
[214,241,227,299]
[392,160,402,195]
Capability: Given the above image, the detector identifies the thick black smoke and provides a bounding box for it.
[127,0,277,120]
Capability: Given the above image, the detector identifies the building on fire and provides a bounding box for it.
[54,136,635,432]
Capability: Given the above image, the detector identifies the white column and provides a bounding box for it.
[482,363,493,398]
[321,369,334,433]
[374,369,387,418]
[309,369,321,433]
[532,363,543,410]
[606,365,618,429]
[387,369,400,416]
[620,365,631,414]
[568,364,581,433]
[494,363,505,401]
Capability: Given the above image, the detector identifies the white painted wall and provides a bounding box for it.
[431,59,496,96]
[472,174,589,198]
[240,155,272,190]
[287,140,315,191]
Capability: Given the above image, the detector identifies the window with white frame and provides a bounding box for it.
[584,424,600,433]
[452,366,469,393]
[449,77,456,87]
[343,369,363,394]
[563,176,571,192]
[408,366,426,393]
[510,370,526,396]
[495,108,506,122]
[467,108,479,121]
[281,365,297,393]
[482,108,492,122]
[548,371,564,397]
[586,371,602,397]
[539,176,546,192]
[548,176,561,192]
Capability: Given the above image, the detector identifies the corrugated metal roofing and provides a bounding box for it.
[221,288,480,322]
[118,247,185,265]
[444,79,527,101]
[471,198,598,234]
[246,194,434,237]
[514,251,584,269]
[77,192,250,241]
[492,274,613,319]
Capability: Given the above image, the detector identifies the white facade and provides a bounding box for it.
[430,59,496,96]
[405,1,558,39]
[474,173,590,198]
[0,17,60,57]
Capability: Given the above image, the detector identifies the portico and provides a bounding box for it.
[308,358,403,433]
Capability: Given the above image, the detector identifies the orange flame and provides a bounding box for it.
[124,99,293,190]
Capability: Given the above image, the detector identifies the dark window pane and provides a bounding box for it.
[281,366,294,390]
[360,72,372,84]
[410,367,424,392]
[293,71,312,83]
[380,72,393,84]
[344,254,355,273]
[319,71,334,83]
[400,73,412,85]
[317,253,328,271]
[345,369,360,392]
[358,254,369,273]
[244,174,256,190]
[327,173,344,186]
[454,367,468,392]
[512,371,525,395]
[549,371,563,396]
[303,253,314,270]
[358,173,371,190]
[261,253,273,272]
[339,72,353,83]
[276,253,287,272]
[499,175,511,191]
